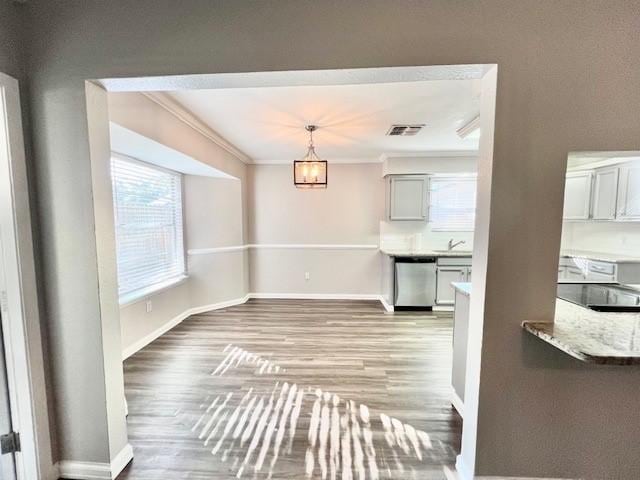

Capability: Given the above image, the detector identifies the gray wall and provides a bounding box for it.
[109,93,249,356]
[185,175,249,307]
[0,2,24,79]
[248,163,383,295]
[20,1,640,477]
[1,3,59,476]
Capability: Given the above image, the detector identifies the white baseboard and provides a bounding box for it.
[110,443,133,478]
[122,293,394,359]
[379,296,395,312]
[186,295,250,316]
[433,305,454,312]
[57,443,132,480]
[451,389,465,418]
[57,460,111,480]
[122,308,190,360]
[247,292,382,301]
[122,295,250,359]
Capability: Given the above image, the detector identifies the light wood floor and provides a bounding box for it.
[118,299,462,480]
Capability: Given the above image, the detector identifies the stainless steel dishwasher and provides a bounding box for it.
[394,257,437,309]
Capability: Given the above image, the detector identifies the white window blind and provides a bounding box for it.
[428,176,477,231]
[111,155,185,302]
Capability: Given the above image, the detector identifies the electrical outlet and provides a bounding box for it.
[146,300,153,313]
[304,272,310,281]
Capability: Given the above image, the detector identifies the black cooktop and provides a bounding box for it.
[557,283,640,312]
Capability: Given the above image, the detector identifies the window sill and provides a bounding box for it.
[119,275,189,308]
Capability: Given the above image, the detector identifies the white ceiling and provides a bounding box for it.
[168,79,481,164]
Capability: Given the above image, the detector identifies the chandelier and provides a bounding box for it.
[293,125,328,189]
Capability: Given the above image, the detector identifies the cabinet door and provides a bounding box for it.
[389,176,427,221]
[566,267,586,281]
[592,167,619,220]
[585,271,616,282]
[436,267,466,305]
[563,171,593,220]
[616,163,640,220]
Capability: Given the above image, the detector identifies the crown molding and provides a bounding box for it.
[456,115,480,139]
[141,92,253,164]
[383,151,479,159]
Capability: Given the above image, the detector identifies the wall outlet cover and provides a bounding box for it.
[304,272,310,281]
[146,301,153,313]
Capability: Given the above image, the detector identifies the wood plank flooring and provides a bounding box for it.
[118,299,462,480]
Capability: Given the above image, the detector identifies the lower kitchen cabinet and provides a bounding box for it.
[436,263,471,305]
[436,268,466,304]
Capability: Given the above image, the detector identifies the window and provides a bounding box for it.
[428,176,477,231]
[111,155,185,303]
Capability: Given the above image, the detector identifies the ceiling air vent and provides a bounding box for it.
[386,124,425,136]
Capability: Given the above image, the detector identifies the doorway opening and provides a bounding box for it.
[87,64,498,479]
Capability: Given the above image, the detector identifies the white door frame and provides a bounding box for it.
[0,72,55,480]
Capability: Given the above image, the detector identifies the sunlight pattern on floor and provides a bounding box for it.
[212,344,284,376]
[183,344,449,479]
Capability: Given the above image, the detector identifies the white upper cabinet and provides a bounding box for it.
[388,175,428,221]
[563,171,593,220]
[591,167,619,220]
[616,163,640,220]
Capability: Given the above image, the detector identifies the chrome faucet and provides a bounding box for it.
[448,239,466,251]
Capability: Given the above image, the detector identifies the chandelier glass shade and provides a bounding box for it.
[293,125,327,189]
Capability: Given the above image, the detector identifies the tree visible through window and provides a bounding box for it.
[110,155,185,302]
[429,176,477,231]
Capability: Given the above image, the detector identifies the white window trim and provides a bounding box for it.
[111,152,187,303]
[428,174,478,232]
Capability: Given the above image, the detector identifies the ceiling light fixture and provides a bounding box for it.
[293,125,328,189]
[457,115,481,139]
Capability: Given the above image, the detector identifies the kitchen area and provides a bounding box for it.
[381,152,640,419]
[380,169,477,310]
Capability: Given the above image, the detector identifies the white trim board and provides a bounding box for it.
[121,293,392,359]
[248,293,383,301]
[56,443,133,480]
[187,244,380,255]
[451,389,464,418]
[379,296,394,312]
[122,295,250,359]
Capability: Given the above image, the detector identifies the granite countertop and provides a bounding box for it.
[380,248,473,258]
[452,282,472,296]
[523,299,640,365]
[560,249,640,264]
[455,283,640,365]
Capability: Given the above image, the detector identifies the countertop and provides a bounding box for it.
[380,248,473,258]
[381,247,640,263]
[560,249,640,264]
[523,299,640,365]
[452,282,472,296]
[454,283,640,365]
